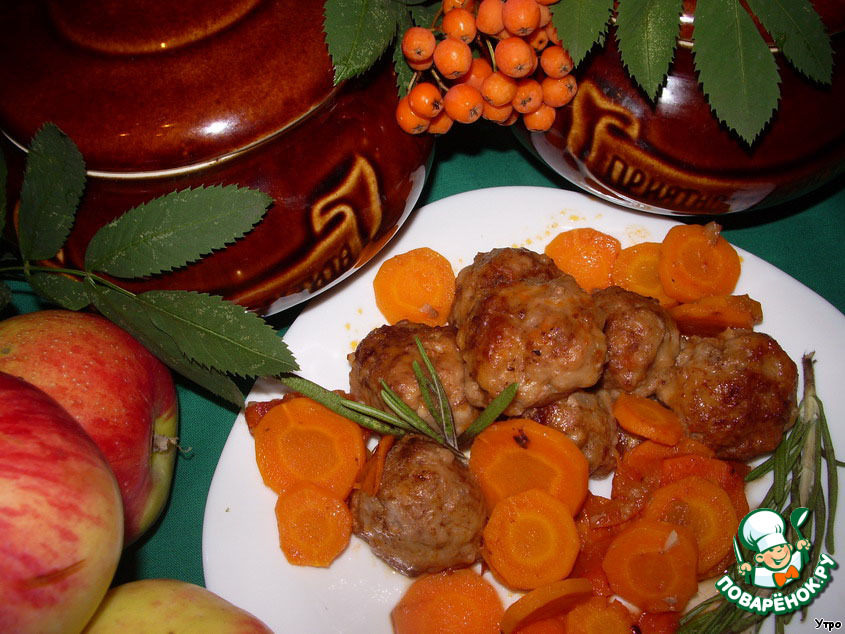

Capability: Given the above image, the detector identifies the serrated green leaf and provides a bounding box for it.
[549,0,614,67]
[89,283,245,406]
[26,271,90,310]
[0,281,10,311]
[0,149,7,236]
[18,123,85,261]
[744,0,832,84]
[409,2,440,29]
[84,185,272,278]
[394,7,415,98]
[617,0,682,100]
[324,0,398,85]
[693,0,781,144]
[130,290,297,377]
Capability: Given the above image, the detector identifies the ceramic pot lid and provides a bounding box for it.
[0,0,336,173]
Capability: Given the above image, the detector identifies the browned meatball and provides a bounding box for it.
[457,276,607,416]
[349,434,485,576]
[348,321,481,435]
[450,247,563,328]
[524,390,618,477]
[592,286,680,397]
[655,329,798,460]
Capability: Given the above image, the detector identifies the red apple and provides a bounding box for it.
[82,579,273,633]
[0,371,124,633]
[0,310,179,544]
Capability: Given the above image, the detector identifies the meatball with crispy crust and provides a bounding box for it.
[348,321,482,435]
[450,247,563,328]
[524,390,618,477]
[457,276,607,416]
[655,329,798,460]
[592,286,680,397]
[349,434,485,576]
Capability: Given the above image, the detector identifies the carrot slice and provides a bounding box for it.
[512,616,567,634]
[563,597,635,634]
[601,519,698,613]
[657,222,741,303]
[373,247,456,326]
[637,611,681,634]
[391,569,504,634]
[660,454,749,522]
[274,481,352,567]
[354,434,396,496]
[544,227,621,291]
[668,294,763,336]
[244,398,284,434]
[612,394,683,446]
[482,488,581,590]
[469,419,589,515]
[500,577,593,633]
[253,397,366,499]
[610,242,678,308]
[642,475,738,575]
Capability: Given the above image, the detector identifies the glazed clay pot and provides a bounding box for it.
[0,0,433,314]
[520,2,845,215]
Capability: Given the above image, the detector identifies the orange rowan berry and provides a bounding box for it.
[493,28,513,39]
[408,56,434,71]
[512,78,543,114]
[538,3,551,27]
[396,96,430,134]
[523,103,556,130]
[541,74,577,107]
[443,84,484,123]
[442,7,477,43]
[476,0,505,35]
[434,37,473,79]
[499,110,520,125]
[408,82,443,118]
[482,101,513,123]
[494,36,534,78]
[535,0,557,5]
[540,44,573,78]
[481,70,518,106]
[502,0,541,36]
[545,22,560,45]
[454,57,493,90]
[402,27,436,62]
[428,110,455,135]
[526,26,549,51]
[443,0,474,11]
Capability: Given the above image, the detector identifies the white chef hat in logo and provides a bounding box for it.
[739,509,788,553]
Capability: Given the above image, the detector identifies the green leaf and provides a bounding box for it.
[84,185,272,278]
[26,271,90,310]
[89,283,245,406]
[549,0,614,67]
[0,281,10,311]
[132,290,298,377]
[393,7,415,98]
[616,0,683,100]
[324,0,398,85]
[693,0,781,144]
[744,0,833,84]
[0,148,7,236]
[18,123,86,261]
[409,2,440,29]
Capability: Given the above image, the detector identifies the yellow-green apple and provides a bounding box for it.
[0,310,179,544]
[82,579,273,633]
[0,371,124,634]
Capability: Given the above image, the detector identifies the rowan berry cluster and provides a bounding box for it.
[396,0,576,135]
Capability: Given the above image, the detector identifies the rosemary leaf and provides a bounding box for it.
[340,399,411,430]
[818,397,838,552]
[412,360,444,434]
[459,382,518,444]
[380,382,445,444]
[414,337,457,448]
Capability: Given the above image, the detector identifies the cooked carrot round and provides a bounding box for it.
[601,519,698,613]
[610,242,678,308]
[657,222,741,303]
[659,453,750,523]
[253,396,366,498]
[563,596,635,634]
[544,227,621,291]
[373,247,456,326]
[469,419,589,515]
[275,481,352,567]
[391,568,504,634]
[642,475,738,575]
[500,577,592,633]
[612,393,683,446]
[668,294,763,336]
[482,488,581,590]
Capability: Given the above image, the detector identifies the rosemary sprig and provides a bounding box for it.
[679,353,840,633]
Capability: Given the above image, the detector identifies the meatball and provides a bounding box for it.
[349,434,485,576]
[592,286,680,397]
[524,390,618,477]
[457,276,607,416]
[348,321,481,435]
[656,329,798,460]
[450,247,563,328]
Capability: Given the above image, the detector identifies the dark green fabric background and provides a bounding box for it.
[7,123,845,588]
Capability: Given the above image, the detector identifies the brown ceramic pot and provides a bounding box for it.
[519,1,845,215]
[0,0,433,314]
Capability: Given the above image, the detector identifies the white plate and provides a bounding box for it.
[203,187,845,633]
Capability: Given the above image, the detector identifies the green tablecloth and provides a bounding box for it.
[7,122,845,589]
